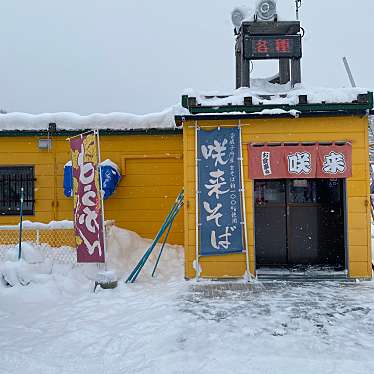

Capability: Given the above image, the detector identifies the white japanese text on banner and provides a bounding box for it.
[198,128,245,256]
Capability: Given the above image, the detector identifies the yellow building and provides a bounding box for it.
[177,91,373,280]
[0,91,373,281]
[0,117,184,245]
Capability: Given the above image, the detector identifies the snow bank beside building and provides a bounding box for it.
[0,226,184,288]
[106,226,184,281]
[0,243,54,287]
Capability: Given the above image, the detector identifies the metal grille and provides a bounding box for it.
[0,166,35,215]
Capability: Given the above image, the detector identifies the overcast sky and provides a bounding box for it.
[0,0,373,114]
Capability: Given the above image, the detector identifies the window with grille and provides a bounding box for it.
[0,166,35,215]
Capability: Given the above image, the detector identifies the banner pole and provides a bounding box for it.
[18,187,24,261]
[238,123,252,281]
[195,123,200,281]
[66,129,97,141]
[67,138,76,259]
[95,129,107,270]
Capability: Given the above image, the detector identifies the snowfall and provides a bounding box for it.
[0,225,374,374]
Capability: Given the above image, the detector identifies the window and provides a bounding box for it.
[0,166,35,215]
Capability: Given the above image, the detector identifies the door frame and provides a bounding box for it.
[253,178,348,273]
[343,179,349,273]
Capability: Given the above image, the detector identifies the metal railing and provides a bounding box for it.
[0,221,115,264]
[0,227,75,248]
[0,226,76,263]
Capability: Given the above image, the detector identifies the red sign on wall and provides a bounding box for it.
[248,143,352,179]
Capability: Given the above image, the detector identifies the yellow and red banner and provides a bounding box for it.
[70,131,105,263]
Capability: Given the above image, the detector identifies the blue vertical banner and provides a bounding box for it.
[198,127,244,256]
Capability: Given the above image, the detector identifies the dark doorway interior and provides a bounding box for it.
[254,179,345,270]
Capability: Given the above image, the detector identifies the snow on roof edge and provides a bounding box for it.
[0,104,190,132]
[183,83,372,107]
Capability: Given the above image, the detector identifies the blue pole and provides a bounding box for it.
[151,197,184,278]
[18,187,24,261]
[151,220,174,277]
[126,193,182,282]
[126,191,184,283]
[127,211,178,283]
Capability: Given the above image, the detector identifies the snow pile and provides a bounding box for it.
[95,270,118,284]
[184,81,370,108]
[252,108,300,117]
[0,243,52,287]
[100,159,120,173]
[106,226,184,282]
[0,226,184,288]
[6,242,44,264]
[0,104,189,132]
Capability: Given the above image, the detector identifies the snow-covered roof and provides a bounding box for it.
[184,82,371,108]
[0,105,189,132]
[0,83,371,132]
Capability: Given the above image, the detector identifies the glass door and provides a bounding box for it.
[254,180,287,266]
[287,179,320,265]
[254,179,345,269]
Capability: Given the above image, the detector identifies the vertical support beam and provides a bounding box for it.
[238,123,252,281]
[194,124,200,281]
[53,136,58,221]
[343,178,349,276]
[241,58,250,88]
[236,45,242,89]
[240,35,250,87]
[291,58,302,87]
[279,59,290,84]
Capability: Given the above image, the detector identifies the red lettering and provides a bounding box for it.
[255,40,269,53]
[275,39,290,53]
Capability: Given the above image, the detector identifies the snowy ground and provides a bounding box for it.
[0,227,374,374]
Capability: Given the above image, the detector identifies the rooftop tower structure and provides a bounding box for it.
[232,0,302,88]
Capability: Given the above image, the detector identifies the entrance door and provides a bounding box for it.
[254,179,345,269]
[287,179,319,265]
[254,180,287,265]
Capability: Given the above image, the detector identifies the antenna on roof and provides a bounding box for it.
[342,57,357,88]
[295,0,302,20]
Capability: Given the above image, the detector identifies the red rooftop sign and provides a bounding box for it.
[248,143,352,179]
